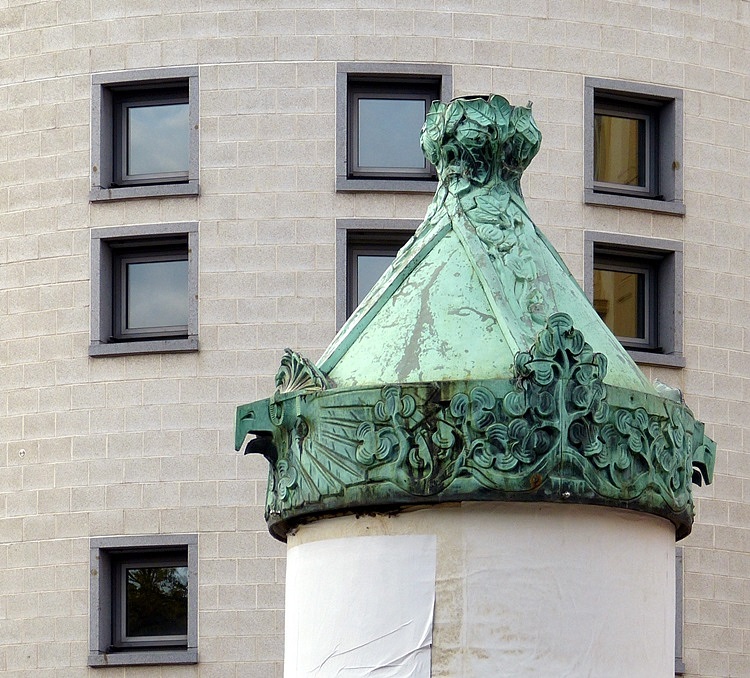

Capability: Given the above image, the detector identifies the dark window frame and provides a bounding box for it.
[89,222,199,357]
[335,219,420,328]
[112,85,190,187]
[347,78,439,181]
[346,229,415,317]
[593,97,659,199]
[111,239,190,341]
[594,249,660,352]
[89,535,198,668]
[336,63,452,193]
[112,551,189,650]
[584,78,684,215]
[584,231,684,368]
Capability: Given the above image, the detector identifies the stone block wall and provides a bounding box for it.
[0,1,748,675]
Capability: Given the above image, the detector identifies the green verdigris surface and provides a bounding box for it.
[236,96,715,541]
[319,95,653,392]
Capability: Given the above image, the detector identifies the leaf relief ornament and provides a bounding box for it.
[353,385,465,496]
[274,460,298,505]
[275,348,330,394]
[504,313,609,464]
[355,422,399,466]
[446,384,549,481]
[419,96,553,335]
[421,95,540,195]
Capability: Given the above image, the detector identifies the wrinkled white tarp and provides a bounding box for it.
[284,534,437,678]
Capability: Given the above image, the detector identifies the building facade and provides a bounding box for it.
[0,1,748,676]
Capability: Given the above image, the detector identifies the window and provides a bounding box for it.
[90,222,198,357]
[584,78,684,215]
[89,535,198,667]
[113,554,188,649]
[593,255,657,351]
[91,67,199,201]
[112,243,189,342]
[114,87,189,186]
[336,63,451,193]
[584,232,684,368]
[347,230,415,317]
[594,100,655,196]
[348,81,436,180]
[335,219,419,328]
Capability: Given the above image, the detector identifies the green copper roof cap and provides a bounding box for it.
[320,96,652,393]
[236,95,715,541]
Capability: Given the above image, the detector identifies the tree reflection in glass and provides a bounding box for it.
[125,565,188,639]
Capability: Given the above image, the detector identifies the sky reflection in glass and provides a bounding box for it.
[357,254,396,305]
[127,260,188,330]
[358,99,427,169]
[128,103,189,176]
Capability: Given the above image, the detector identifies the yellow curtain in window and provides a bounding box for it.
[594,115,640,186]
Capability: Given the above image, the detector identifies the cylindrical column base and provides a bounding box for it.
[285,502,676,678]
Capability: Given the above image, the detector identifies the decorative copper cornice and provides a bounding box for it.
[237,318,714,541]
[236,95,715,541]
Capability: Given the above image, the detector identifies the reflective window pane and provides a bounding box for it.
[357,254,396,305]
[593,268,645,340]
[358,99,427,169]
[128,103,189,176]
[125,565,188,638]
[127,259,188,330]
[594,113,645,187]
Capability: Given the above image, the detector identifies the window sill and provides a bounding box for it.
[90,182,199,202]
[584,189,685,215]
[88,648,197,667]
[628,350,686,368]
[336,176,438,193]
[89,336,198,357]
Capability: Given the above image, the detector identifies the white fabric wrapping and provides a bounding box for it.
[285,503,675,677]
[285,534,437,678]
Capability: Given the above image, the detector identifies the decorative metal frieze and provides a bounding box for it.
[236,95,716,542]
[236,315,715,541]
